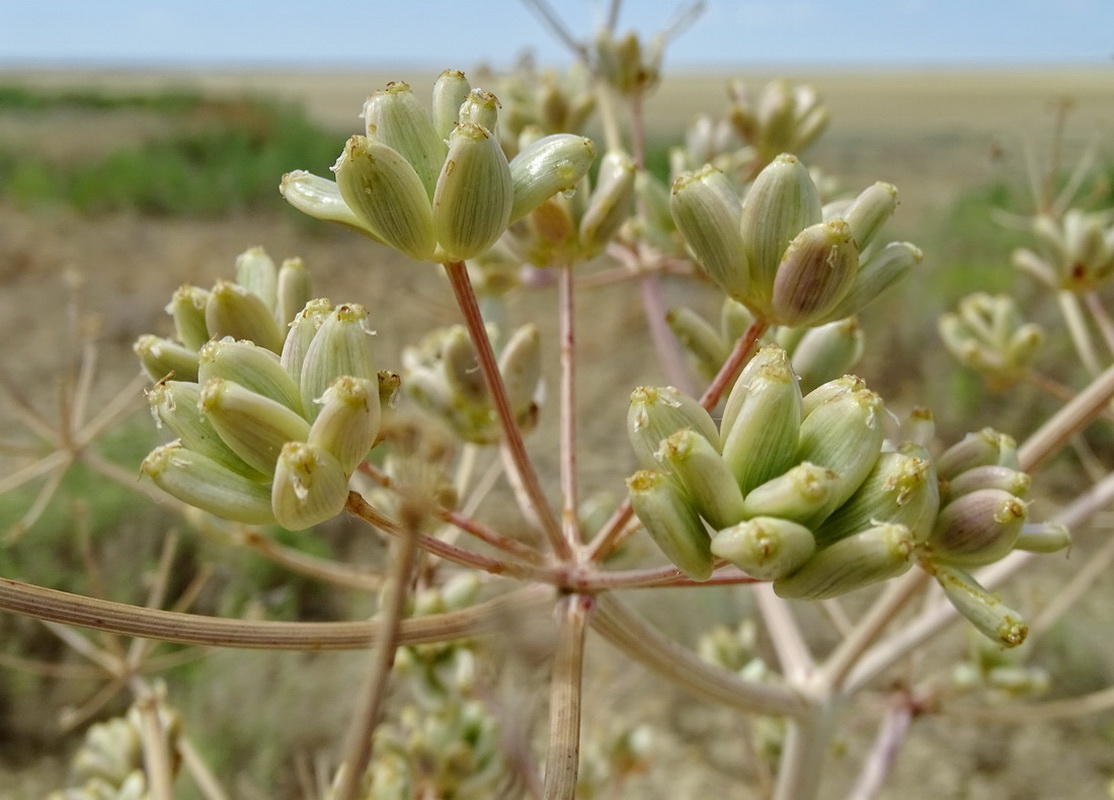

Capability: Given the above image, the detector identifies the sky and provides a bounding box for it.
[1,0,1113,70]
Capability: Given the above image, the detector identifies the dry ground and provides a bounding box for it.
[2,67,1114,799]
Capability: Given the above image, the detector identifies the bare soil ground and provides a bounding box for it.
[2,67,1114,799]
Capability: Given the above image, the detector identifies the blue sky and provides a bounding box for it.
[1,1,1112,68]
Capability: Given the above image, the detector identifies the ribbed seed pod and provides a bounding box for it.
[362,82,447,199]
[204,280,286,354]
[741,462,839,523]
[788,317,864,392]
[198,339,303,415]
[720,346,802,495]
[498,323,542,422]
[333,135,437,262]
[842,182,898,251]
[933,562,1028,647]
[579,150,636,256]
[711,516,816,581]
[670,165,748,302]
[771,219,859,326]
[299,303,378,421]
[271,441,350,530]
[433,122,514,261]
[458,88,501,134]
[627,470,714,581]
[773,522,916,600]
[801,374,866,418]
[165,284,210,351]
[198,378,311,477]
[134,335,200,382]
[928,488,1027,566]
[276,258,313,327]
[431,69,472,141]
[142,443,276,525]
[307,376,381,475]
[945,464,1031,502]
[508,134,598,224]
[936,428,1018,480]
[666,307,730,380]
[279,170,384,241]
[656,428,746,529]
[234,247,277,312]
[1014,522,1071,554]
[146,380,264,479]
[441,325,487,405]
[820,241,923,323]
[280,298,334,388]
[627,386,720,471]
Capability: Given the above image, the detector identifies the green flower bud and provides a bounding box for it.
[457,88,501,134]
[362,81,447,199]
[198,338,303,415]
[333,135,437,262]
[720,297,755,343]
[441,325,487,405]
[800,374,866,417]
[842,182,898,251]
[134,335,200,382]
[933,562,1028,647]
[578,150,636,256]
[141,442,275,525]
[433,121,514,261]
[204,279,286,354]
[666,306,730,380]
[280,298,334,389]
[815,449,939,547]
[628,470,714,581]
[671,166,748,302]
[498,323,542,423]
[788,317,864,392]
[928,488,1027,566]
[740,154,822,309]
[299,303,378,421]
[773,522,916,600]
[712,516,816,581]
[720,346,802,494]
[936,428,1018,480]
[820,241,923,322]
[164,284,210,351]
[276,257,313,328]
[1014,522,1071,554]
[771,218,859,326]
[199,377,311,477]
[279,170,384,241]
[146,380,264,479]
[627,386,720,471]
[657,428,746,529]
[741,462,840,524]
[795,383,885,519]
[945,465,1031,502]
[234,246,277,312]
[271,441,350,530]
[432,69,472,141]
[634,171,675,241]
[508,133,598,224]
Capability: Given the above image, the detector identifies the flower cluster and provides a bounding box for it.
[626,345,1068,645]
[938,292,1044,387]
[137,249,391,530]
[1013,208,1114,292]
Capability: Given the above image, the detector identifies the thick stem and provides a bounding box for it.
[771,701,841,800]
[558,265,582,551]
[1018,357,1114,471]
[847,697,914,800]
[1057,289,1101,376]
[543,593,594,800]
[754,583,813,682]
[443,260,569,557]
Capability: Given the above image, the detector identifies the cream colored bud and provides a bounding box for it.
[945,465,1031,501]
[936,428,1018,480]
[771,218,859,326]
[741,462,840,523]
[671,166,749,302]
[234,246,277,311]
[821,241,923,322]
[928,488,1027,566]
[789,317,864,392]
[773,522,916,600]
[508,133,598,224]
[280,298,334,387]
[333,136,437,262]
[198,377,311,477]
[299,303,378,421]
[142,442,275,525]
[934,562,1028,647]
[433,122,513,261]
[1014,522,1071,554]
[165,284,210,351]
[666,307,729,380]
[440,325,486,405]
[135,335,200,382]
[362,81,447,199]
[276,258,313,328]
[279,170,384,241]
[842,182,898,251]
[628,470,714,581]
[204,279,286,354]
[271,441,349,530]
[712,516,816,581]
[627,386,720,471]
[720,345,802,494]
[657,428,746,529]
[198,338,303,414]
[432,69,472,140]
[740,154,823,308]
[800,374,866,417]
[458,88,501,134]
[635,171,675,239]
[498,323,542,422]
[579,150,636,255]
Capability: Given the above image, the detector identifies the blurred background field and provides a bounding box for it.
[2,64,1114,798]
